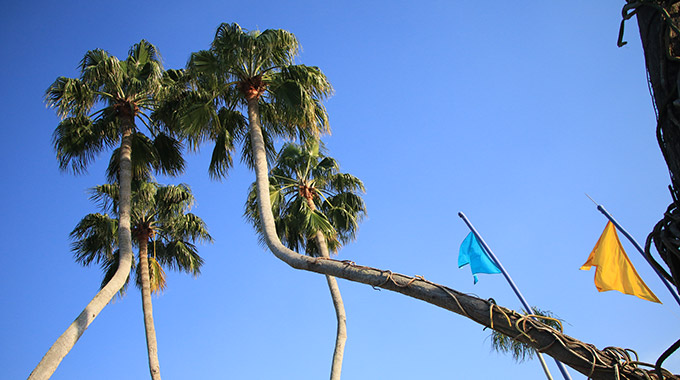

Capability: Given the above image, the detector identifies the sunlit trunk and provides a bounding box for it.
[306,198,347,380]
[29,125,136,380]
[138,237,162,380]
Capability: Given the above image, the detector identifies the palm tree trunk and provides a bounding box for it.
[306,199,347,380]
[29,127,136,380]
[138,238,162,380]
[323,273,347,380]
[320,247,347,380]
[245,98,671,379]
[247,98,347,378]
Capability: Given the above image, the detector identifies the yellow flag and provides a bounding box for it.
[580,221,661,303]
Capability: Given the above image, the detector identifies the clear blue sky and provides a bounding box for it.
[2,1,678,379]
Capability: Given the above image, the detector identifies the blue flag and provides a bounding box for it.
[459,232,501,284]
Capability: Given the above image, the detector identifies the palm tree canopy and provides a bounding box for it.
[245,140,366,256]
[70,181,212,294]
[166,23,333,179]
[47,40,184,177]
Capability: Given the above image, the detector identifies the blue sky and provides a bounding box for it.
[2,1,679,379]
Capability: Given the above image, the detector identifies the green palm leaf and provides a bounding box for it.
[176,23,331,181]
[71,181,212,291]
[245,140,366,257]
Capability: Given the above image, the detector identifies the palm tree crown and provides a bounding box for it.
[245,140,366,256]
[71,181,212,292]
[46,40,184,177]
[169,22,333,179]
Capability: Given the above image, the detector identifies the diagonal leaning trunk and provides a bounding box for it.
[138,237,162,380]
[28,126,136,380]
[246,100,675,379]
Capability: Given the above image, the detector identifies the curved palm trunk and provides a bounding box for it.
[246,99,672,379]
[138,238,162,380]
[29,128,136,380]
[247,96,347,378]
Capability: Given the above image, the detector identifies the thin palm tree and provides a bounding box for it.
[34,40,183,380]
[245,140,366,379]
[71,181,211,380]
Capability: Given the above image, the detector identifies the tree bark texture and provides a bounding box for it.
[138,238,162,380]
[28,128,137,380]
[247,100,676,378]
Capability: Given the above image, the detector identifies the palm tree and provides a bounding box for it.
[34,40,183,380]
[244,140,366,380]
[71,181,211,380]
[175,22,332,180]
[178,24,337,376]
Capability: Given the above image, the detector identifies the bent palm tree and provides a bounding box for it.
[180,24,335,377]
[71,181,211,379]
[34,40,183,380]
[245,141,366,379]
[185,23,671,379]
[207,25,643,380]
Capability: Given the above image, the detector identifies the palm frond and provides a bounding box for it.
[89,184,119,213]
[206,108,246,179]
[52,115,115,174]
[266,65,332,137]
[154,240,204,277]
[254,28,299,71]
[45,77,95,118]
[326,173,366,194]
[80,49,124,95]
[151,132,185,177]
[70,213,118,266]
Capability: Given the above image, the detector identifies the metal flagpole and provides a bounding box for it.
[458,212,573,380]
[587,199,680,308]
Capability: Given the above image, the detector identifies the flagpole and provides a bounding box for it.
[458,212,573,380]
[593,203,680,308]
